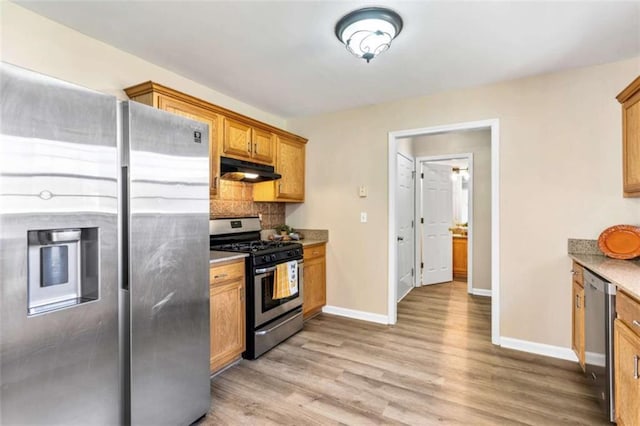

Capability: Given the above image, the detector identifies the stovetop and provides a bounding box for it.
[213,240,299,253]
[211,240,303,267]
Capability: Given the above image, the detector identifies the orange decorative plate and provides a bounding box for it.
[598,225,640,259]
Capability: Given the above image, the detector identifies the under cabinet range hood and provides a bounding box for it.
[220,156,281,182]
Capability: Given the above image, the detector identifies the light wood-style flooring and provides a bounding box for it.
[200,281,608,425]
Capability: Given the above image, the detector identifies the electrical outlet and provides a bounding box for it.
[360,212,367,223]
[358,185,367,197]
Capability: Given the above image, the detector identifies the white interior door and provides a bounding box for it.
[396,153,414,302]
[422,162,453,285]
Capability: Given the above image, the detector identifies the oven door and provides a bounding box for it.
[254,259,303,327]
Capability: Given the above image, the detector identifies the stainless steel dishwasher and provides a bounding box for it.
[583,268,616,423]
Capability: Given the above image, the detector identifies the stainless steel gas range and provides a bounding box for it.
[209,217,304,359]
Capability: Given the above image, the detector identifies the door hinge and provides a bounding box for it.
[421,173,424,179]
[411,171,416,179]
[411,220,414,228]
[411,268,414,277]
[420,218,424,224]
[420,262,424,269]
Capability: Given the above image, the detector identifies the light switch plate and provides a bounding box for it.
[360,212,367,223]
[358,186,367,197]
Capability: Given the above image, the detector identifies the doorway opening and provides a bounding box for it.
[388,119,500,345]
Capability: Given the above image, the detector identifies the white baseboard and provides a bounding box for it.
[321,305,389,325]
[586,351,606,368]
[500,337,578,362]
[470,288,491,297]
[397,285,413,302]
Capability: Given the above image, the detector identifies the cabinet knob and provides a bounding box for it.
[214,273,228,280]
[634,355,639,380]
[633,320,640,328]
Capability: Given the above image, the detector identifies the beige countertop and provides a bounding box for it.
[210,251,248,264]
[300,239,326,247]
[570,253,640,300]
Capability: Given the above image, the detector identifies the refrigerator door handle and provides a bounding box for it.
[121,165,129,291]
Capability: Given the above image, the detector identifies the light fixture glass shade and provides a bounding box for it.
[335,7,403,63]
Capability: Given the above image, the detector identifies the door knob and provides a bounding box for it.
[397,236,404,241]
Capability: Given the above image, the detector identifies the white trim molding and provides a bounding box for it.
[322,305,389,325]
[500,337,578,362]
[471,288,491,297]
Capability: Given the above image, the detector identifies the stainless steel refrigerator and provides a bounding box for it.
[0,62,210,425]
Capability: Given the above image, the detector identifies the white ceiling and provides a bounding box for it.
[15,1,640,119]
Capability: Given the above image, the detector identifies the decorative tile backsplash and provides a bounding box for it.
[210,180,285,229]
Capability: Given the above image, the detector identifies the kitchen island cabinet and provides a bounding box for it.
[209,258,245,373]
[303,242,326,319]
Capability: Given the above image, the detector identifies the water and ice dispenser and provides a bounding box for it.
[27,228,99,315]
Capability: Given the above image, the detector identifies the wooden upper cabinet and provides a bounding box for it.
[254,135,306,202]
[124,81,307,200]
[617,75,640,197]
[223,118,252,159]
[252,128,275,164]
[222,118,274,165]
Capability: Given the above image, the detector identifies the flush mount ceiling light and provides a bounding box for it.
[334,7,403,63]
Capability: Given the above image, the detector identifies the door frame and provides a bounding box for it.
[396,152,416,302]
[416,153,474,294]
[388,119,500,345]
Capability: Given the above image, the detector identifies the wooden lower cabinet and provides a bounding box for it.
[614,320,640,426]
[614,290,640,426]
[209,259,245,373]
[303,243,326,319]
[452,236,467,280]
[571,262,585,371]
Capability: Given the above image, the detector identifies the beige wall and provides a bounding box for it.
[412,130,491,291]
[286,57,640,348]
[0,2,286,128]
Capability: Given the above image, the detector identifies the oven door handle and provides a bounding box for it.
[255,259,303,275]
[255,310,303,336]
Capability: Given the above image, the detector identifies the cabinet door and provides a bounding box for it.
[303,247,326,319]
[572,280,585,370]
[157,95,220,198]
[623,94,640,195]
[252,128,274,164]
[276,136,305,201]
[452,237,467,279]
[614,320,640,426]
[223,118,252,160]
[210,278,245,373]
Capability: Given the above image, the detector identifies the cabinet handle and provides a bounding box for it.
[633,320,640,328]
[575,294,580,309]
[634,355,639,380]
[213,176,218,191]
[570,270,577,275]
[214,273,228,280]
[254,142,258,153]
[247,140,251,153]
[312,251,319,255]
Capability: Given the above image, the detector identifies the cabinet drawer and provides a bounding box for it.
[617,290,640,337]
[572,262,584,286]
[210,259,245,286]
[304,244,325,260]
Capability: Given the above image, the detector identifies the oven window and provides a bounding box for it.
[261,272,299,313]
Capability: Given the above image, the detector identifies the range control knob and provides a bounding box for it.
[271,254,277,261]
[262,255,268,263]
[286,251,292,257]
